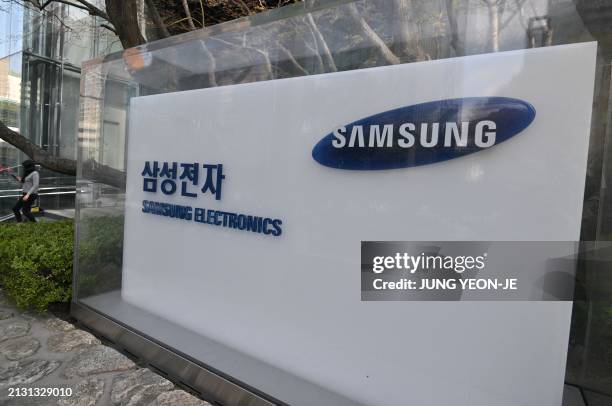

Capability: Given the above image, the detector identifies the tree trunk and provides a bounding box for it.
[0,121,125,188]
[0,0,148,187]
[105,0,146,48]
[347,4,401,65]
[391,0,423,62]
[145,0,170,39]
[0,121,76,175]
[446,0,464,56]
[181,0,197,30]
[487,1,500,52]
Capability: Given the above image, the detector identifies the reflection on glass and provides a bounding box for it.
[74,0,612,404]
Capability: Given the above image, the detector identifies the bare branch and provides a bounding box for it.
[277,43,309,76]
[198,40,218,87]
[73,0,108,19]
[392,0,416,61]
[298,19,326,72]
[41,0,89,12]
[166,17,190,27]
[145,0,170,38]
[181,0,196,30]
[199,0,205,26]
[34,0,109,19]
[46,6,76,34]
[499,0,528,30]
[233,0,252,15]
[305,13,338,72]
[446,0,464,56]
[100,23,116,34]
[19,0,41,9]
[346,4,401,65]
[211,36,273,79]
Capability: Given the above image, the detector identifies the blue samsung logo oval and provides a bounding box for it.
[312,97,536,170]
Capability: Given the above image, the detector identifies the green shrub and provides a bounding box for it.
[0,221,74,311]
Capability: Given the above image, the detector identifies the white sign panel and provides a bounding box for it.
[124,42,597,406]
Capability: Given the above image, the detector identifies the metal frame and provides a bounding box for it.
[71,301,280,406]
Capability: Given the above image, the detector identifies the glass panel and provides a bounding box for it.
[17,49,76,213]
[74,0,612,404]
[23,4,63,61]
[0,1,23,58]
[1,2,122,218]
[0,53,21,129]
[0,52,22,217]
[94,15,123,58]
[59,68,80,160]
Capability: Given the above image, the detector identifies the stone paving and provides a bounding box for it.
[0,289,211,406]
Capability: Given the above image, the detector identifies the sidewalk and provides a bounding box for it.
[0,289,211,406]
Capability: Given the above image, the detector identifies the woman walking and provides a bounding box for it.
[12,160,39,223]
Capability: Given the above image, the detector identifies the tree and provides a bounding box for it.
[0,0,567,188]
[0,0,299,186]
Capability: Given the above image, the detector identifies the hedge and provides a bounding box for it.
[0,221,74,311]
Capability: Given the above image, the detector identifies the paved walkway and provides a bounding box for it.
[0,289,211,406]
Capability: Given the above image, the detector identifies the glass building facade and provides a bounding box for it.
[0,0,121,219]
